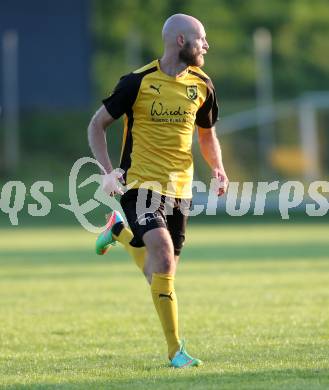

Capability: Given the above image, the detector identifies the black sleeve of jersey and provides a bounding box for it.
[195,84,219,128]
[102,73,140,119]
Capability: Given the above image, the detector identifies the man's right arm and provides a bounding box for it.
[89,72,139,195]
[87,105,116,174]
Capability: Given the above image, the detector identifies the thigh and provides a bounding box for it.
[166,198,191,256]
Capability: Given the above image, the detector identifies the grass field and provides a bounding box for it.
[0,223,328,389]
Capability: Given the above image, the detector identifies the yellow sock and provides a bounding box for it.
[113,227,145,271]
[151,273,180,359]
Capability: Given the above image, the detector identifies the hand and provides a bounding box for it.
[212,167,229,197]
[102,168,125,196]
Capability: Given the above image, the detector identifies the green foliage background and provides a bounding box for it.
[2,0,328,181]
[90,0,329,182]
[93,0,329,101]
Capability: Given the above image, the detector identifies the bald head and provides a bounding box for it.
[160,14,209,69]
[162,14,205,48]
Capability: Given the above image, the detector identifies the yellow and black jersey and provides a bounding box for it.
[103,59,218,199]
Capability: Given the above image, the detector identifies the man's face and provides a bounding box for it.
[178,25,209,67]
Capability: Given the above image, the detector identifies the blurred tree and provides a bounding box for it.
[7,0,328,182]
[275,0,329,96]
[92,0,329,102]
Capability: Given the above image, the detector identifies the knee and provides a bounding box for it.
[156,244,175,273]
[143,229,176,276]
[147,239,175,274]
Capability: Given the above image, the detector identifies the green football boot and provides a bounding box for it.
[170,341,203,368]
[95,210,124,255]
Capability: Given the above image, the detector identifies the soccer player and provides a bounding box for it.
[88,13,228,368]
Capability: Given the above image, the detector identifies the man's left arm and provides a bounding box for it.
[198,126,229,196]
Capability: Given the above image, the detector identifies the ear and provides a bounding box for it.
[176,34,185,48]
